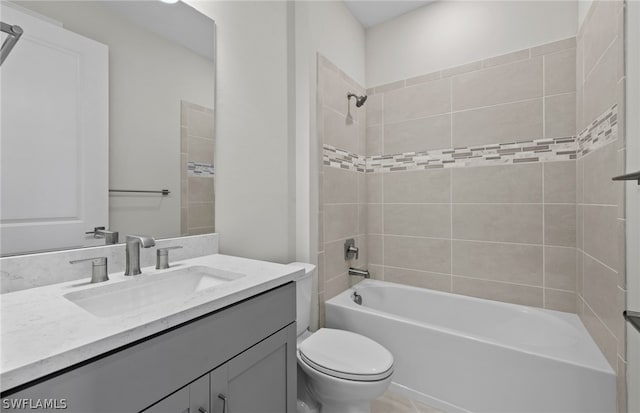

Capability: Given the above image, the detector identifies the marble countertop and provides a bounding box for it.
[0,254,303,392]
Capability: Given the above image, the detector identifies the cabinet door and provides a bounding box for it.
[210,324,296,413]
[189,375,210,413]
[142,388,189,413]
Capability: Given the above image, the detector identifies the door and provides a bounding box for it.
[626,1,640,412]
[0,2,108,255]
[211,326,297,413]
[141,375,208,413]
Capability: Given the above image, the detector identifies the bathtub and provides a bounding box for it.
[325,279,616,413]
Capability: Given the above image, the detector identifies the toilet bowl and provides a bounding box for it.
[288,263,394,413]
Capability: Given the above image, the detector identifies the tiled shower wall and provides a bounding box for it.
[363,38,579,311]
[317,56,368,327]
[575,1,627,411]
[180,101,215,236]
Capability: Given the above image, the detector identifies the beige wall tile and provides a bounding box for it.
[384,267,451,292]
[358,204,368,236]
[582,0,620,76]
[580,298,617,369]
[324,204,358,242]
[320,68,351,116]
[188,177,214,203]
[188,108,214,139]
[617,358,627,413]
[368,234,383,265]
[358,172,367,204]
[545,93,576,137]
[452,276,543,307]
[453,204,543,244]
[317,252,325,292]
[366,94,383,127]
[544,49,577,96]
[576,204,584,250]
[544,204,576,247]
[384,79,451,123]
[452,57,542,110]
[482,49,530,68]
[318,212,324,246]
[323,108,358,153]
[187,202,214,228]
[452,240,543,285]
[583,253,621,340]
[366,125,383,156]
[583,143,618,205]
[531,37,576,56]
[383,169,450,203]
[544,161,576,204]
[441,61,482,78]
[545,246,577,291]
[375,80,405,94]
[367,173,383,203]
[187,226,214,236]
[324,239,350,279]
[405,71,441,86]
[367,204,383,234]
[576,249,584,295]
[384,114,451,154]
[452,163,542,203]
[323,166,357,204]
[452,99,543,147]
[318,172,324,211]
[325,273,349,299]
[545,289,576,313]
[384,204,451,238]
[576,158,584,203]
[583,205,618,269]
[368,264,384,280]
[188,136,214,164]
[583,44,618,125]
[384,235,451,273]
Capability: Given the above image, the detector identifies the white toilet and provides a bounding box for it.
[289,263,394,413]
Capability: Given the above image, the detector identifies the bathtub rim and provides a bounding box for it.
[326,279,614,376]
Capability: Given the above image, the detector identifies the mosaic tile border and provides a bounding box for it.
[323,105,617,173]
[577,104,618,158]
[188,161,215,177]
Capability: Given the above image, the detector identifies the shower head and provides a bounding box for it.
[347,93,368,108]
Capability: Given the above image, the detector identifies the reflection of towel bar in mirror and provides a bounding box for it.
[612,171,640,185]
[109,189,170,196]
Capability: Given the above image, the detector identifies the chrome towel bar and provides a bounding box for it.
[612,171,640,184]
[109,189,170,195]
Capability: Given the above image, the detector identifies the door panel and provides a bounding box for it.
[0,3,108,255]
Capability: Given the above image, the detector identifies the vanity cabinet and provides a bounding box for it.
[3,283,296,413]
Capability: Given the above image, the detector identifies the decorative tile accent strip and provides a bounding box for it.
[323,145,366,172]
[188,161,215,177]
[577,104,618,158]
[323,137,576,173]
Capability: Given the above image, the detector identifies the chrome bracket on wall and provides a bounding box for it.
[623,311,640,333]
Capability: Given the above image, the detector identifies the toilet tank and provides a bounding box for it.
[288,262,316,336]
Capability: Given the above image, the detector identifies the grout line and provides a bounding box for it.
[542,162,546,308]
[582,249,619,275]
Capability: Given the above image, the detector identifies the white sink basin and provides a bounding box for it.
[64,266,245,318]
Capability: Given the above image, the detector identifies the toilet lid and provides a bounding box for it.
[298,328,393,381]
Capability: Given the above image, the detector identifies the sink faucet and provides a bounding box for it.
[125,235,156,276]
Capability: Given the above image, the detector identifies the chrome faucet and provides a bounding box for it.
[349,267,370,278]
[125,235,156,276]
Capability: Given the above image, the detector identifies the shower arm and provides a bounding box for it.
[1,22,24,66]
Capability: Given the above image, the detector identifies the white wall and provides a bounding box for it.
[294,0,365,263]
[188,1,294,263]
[366,0,578,86]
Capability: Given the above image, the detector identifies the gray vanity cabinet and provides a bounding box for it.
[3,283,296,413]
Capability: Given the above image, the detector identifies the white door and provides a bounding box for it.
[0,3,108,255]
[626,1,640,412]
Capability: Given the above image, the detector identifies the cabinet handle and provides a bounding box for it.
[198,408,208,413]
[217,394,227,413]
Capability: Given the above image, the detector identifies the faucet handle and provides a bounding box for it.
[156,246,183,270]
[70,257,109,283]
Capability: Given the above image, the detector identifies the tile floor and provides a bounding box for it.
[372,390,444,413]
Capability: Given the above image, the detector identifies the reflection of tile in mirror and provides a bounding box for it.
[181,101,215,236]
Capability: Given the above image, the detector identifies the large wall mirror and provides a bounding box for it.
[0,1,216,256]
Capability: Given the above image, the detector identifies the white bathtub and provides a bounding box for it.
[325,279,616,413]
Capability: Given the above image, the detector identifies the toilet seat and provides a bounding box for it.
[298,328,393,382]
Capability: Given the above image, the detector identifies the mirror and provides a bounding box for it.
[0,1,216,256]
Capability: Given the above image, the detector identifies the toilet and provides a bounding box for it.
[289,263,394,413]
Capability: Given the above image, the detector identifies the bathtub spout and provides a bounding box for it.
[349,267,370,278]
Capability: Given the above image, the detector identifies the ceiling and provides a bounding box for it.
[344,0,435,28]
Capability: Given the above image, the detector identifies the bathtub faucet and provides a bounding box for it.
[349,267,370,278]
